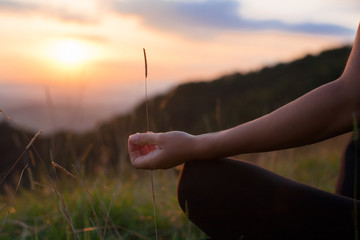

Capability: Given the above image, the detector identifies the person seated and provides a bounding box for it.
[128,22,360,239]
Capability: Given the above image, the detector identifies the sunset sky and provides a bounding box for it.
[0,0,359,132]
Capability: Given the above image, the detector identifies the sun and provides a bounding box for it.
[53,40,86,65]
[48,39,93,68]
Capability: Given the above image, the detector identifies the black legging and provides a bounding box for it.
[177,138,360,240]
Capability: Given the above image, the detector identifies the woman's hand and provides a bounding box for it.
[128,131,197,169]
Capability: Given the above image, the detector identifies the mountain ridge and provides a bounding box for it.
[0,45,352,186]
[104,45,351,135]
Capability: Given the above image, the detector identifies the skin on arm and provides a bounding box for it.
[128,22,360,170]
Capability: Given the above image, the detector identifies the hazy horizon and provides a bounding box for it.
[0,0,358,133]
[0,43,352,134]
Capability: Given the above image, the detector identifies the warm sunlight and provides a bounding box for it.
[53,40,87,65]
[47,39,94,69]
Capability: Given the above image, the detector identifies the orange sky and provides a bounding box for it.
[0,0,358,132]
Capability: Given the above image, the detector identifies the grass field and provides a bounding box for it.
[0,132,351,239]
[0,163,206,239]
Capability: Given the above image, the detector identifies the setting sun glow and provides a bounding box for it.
[48,39,93,68]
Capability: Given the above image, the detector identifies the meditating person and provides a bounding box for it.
[128,23,360,239]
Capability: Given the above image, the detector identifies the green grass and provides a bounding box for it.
[0,168,206,240]
[239,133,349,193]
[0,133,350,239]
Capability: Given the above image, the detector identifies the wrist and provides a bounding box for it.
[193,132,222,160]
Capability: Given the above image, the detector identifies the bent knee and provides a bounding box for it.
[177,161,198,212]
[177,158,233,212]
[177,160,216,211]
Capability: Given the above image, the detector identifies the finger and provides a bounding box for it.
[148,145,158,152]
[131,148,161,169]
[128,146,142,163]
[128,132,160,146]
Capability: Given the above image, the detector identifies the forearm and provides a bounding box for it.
[128,23,360,170]
[195,23,360,160]
[196,77,359,159]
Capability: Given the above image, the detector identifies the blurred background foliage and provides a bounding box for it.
[0,45,351,188]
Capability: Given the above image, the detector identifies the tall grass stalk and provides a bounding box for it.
[71,165,105,240]
[143,47,159,240]
[0,110,77,238]
[49,151,79,240]
[185,200,191,240]
[0,120,43,234]
[150,170,158,239]
[102,193,115,239]
[0,109,49,179]
[94,190,123,239]
[143,48,150,132]
[0,164,28,233]
[353,113,359,240]
[0,130,43,186]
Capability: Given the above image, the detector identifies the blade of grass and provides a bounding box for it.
[143,48,159,240]
[49,152,79,240]
[0,130,43,186]
[90,218,103,238]
[103,193,115,238]
[52,161,77,180]
[353,113,359,240]
[185,200,191,240]
[0,164,28,233]
[71,165,105,240]
[1,109,56,183]
[143,48,149,132]
[150,170,158,239]
[93,190,124,240]
[0,109,80,239]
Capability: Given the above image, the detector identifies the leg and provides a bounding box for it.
[336,131,360,198]
[177,158,359,240]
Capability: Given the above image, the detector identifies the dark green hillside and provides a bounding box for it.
[0,46,352,183]
[0,122,34,189]
[110,46,351,135]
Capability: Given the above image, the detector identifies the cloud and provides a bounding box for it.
[0,0,101,24]
[112,0,354,37]
[0,0,38,12]
[63,34,110,44]
[0,0,354,36]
